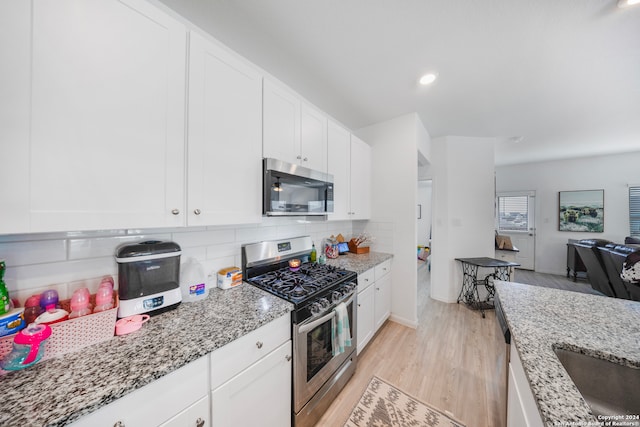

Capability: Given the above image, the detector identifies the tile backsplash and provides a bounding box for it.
[0,218,355,305]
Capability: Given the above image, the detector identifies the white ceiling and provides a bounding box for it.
[158,0,640,165]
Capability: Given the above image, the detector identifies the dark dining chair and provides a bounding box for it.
[612,245,640,302]
[598,245,632,300]
[573,239,615,297]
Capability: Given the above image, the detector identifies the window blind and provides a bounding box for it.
[498,195,528,232]
[629,186,640,237]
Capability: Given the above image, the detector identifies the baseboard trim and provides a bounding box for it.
[389,314,418,329]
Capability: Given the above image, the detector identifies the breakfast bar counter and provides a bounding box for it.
[495,281,640,426]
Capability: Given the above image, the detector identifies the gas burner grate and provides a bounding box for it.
[247,263,350,301]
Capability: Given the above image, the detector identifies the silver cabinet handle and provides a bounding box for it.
[286,355,292,362]
[171,209,180,215]
[196,418,205,427]
[303,157,308,161]
[114,422,125,427]
[364,278,369,282]
[256,341,263,349]
[376,287,380,291]
[296,155,302,160]
[194,209,201,215]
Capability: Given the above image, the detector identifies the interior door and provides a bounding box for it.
[497,191,536,270]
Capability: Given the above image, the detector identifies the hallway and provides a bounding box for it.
[316,260,506,426]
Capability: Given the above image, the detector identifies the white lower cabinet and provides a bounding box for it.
[374,270,392,331]
[210,314,292,427]
[507,344,544,427]
[356,282,375,354]
[69,356,209,427]
[357,259,392,354]
[211,341,292,426]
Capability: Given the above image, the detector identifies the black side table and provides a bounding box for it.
[455,257,520,318]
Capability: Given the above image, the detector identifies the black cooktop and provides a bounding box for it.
[247,263,355,304]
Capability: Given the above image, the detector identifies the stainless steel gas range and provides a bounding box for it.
[242,236,357,427]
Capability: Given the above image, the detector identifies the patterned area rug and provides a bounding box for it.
[345,376,466,427]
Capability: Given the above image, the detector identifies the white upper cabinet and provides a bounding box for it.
[187,31,263,226]
[300,103,328,172]
[263,79,301,166]
[28,0,187,232]
[327,120,351,220]
[349,135,372,220]
[0,1,31,234]
[263,79,328,172]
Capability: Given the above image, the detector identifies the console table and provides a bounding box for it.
[455,257,520,318]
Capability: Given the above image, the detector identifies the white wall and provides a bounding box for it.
[430,136,496,303]
[496,151,640,275]
[356,112,429,328]
[0,219,353,305]
[417,180,432,247]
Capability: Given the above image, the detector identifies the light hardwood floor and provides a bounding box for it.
[316,260,507,427]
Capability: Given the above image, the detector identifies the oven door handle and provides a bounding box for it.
[298,293,355,335]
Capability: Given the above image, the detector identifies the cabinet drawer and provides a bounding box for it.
[70,356,208,427]
[374,260,391,280]
[210,313,290,390]
[158,395,209,427]
[357,268,375,293]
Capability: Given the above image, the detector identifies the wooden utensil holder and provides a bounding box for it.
[348,239,370,254]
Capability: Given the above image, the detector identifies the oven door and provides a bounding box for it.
[293,293,357,413]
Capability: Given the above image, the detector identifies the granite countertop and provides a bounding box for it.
[325,251,393,274]
[495,281,640,426]
[0,284,293,427]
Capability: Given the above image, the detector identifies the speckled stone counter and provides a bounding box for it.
[325,251,393,274]
[495,281,640,426]
[0,284,292,427]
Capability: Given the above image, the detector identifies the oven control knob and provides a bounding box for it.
[318,298,330,310]
[331,291,342,303]
[310,302,322,316]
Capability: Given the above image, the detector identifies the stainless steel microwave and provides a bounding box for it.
[263,158,334,216]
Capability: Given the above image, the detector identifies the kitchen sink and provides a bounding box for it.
[554,348,640,417]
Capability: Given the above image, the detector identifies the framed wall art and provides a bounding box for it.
[559,189,604,232]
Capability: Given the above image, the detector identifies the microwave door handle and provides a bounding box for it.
[297,293,356,334]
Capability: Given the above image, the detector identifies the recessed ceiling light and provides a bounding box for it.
[419,73,438,85]
[618,0,640,8]
[509,136,525,144]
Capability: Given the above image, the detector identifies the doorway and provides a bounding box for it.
[496,191,536,270]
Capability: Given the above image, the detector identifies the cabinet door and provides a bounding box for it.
[327,120,351,220]
[263,79,301,165]
[187,31,262,226]
[507,345,545,427]
[374,271,391,331]
[357,284,375,354]
[300,103,327,172]
[350,135,372,220]
[158,395,209,427]
[0,1,31,234]
[29,0,186,232]
[211,340,292,427]
[70,356,209,427]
